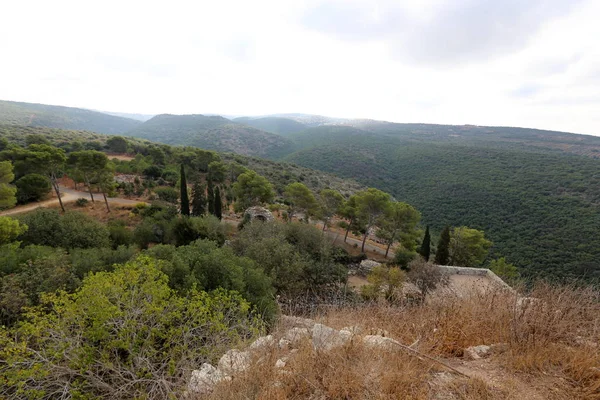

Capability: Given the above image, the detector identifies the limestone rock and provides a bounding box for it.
[275,358,287,368]
[280,315,317,329]
[283,327,311,347]
[362,335,401,350]
[249,335,275,351]
[188,363,231,394]
[340,326,363,336]
[312,323,352,351]
[359,259,381,273]
[244,206,275,222]
[218,349,252,375]
[463,345,492,360]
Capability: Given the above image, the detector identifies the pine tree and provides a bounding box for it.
[418,225,431,261]
[191,182,206,216]
[180,164,190,216]
[214,186,223,220]
[207,176,215,215]
[434,226,451,265]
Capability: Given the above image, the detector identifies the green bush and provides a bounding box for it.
[15,173,51,203]
[154,187,179,204]
[75,197,89,207]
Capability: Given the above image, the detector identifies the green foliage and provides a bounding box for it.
[191,181,206,216]
[15,173,51,203]
[170,215,226,247]
[0,160,16,209]
[377,201,421,258]
[233,170,274,210]
[449,226,492,268]
[488,257,520,281]
[435,226,451,265]
[105,135,129,153]
[208,160,228,183]
[0,216,27,245]
[180,164,190,216]
[18,209,110,249]
[361,265,405,302]
[284,182,319,222]
[418,226,431,261]
[0,256,263,398]
[318,189,344,230]
[355,188,391,252]
[155,186,179,204]
[233,116,307,135]
[407,258,449,302]
[75,197,89,206]
[107,220,133,248]
[207,176,215,215]
[214,186,223,220]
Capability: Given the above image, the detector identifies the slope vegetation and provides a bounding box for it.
[0,100,141,134]
[233,116,307,135]
[126,114,296,158]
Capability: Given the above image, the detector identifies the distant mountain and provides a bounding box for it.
[0,100,141,134]
[233,116,308,135]
[126,114,296,158]
[99,111,155,122]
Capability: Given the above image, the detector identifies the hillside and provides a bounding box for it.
[233,116,307,135]
[0,100,141,134]
[126,114,296,158]
[281,123,600,280]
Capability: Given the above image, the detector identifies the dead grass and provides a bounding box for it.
[205,282,600,399]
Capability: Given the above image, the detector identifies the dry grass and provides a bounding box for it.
[204,283,600,399]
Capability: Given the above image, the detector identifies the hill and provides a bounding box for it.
[0,100,141,134]
[126,114,296,158]
[281,122,600,280]
[233,116,308,135]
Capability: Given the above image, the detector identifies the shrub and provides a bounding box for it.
[15,174,51,203]
[154,187,179,204]
[75,197,89,207]
[0,256,264,399]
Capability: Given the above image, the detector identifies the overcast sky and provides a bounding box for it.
[1,0,600,135]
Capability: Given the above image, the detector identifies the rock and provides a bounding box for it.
[283,327,311,347]
[188,363,231,394]
[280,315,316,329]
[249,335,275,351]
[218,349,252,375]
[275,358,287,368]
[278,338,292,349]
[312,323,352,351]
[244,206,275,222]
[359,259,381,273]
[340,326,363,336]
[463,345,492,360]
[362,335,401,350]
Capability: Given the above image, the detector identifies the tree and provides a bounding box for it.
[180,164,190,216]
[15,174,52,203]
[284,182,318,223]
[318,189,344,231]
[68,150,110,204]
[25,145,67,212]
[214,186,223,220]
[488,257,519,281]
[232,170,274,210]
[361,265,405,302]
[355,188,391,252]
[207,176,215,215]
[406,258,449,303]
[155,187,179,204]
[434,226,451,265]
[208,161,227,184]
[449,226,492,267]
[376,201,421,258]
[106,136,129,153]
[339,194,359,243]
[0,216,27,245]
[0,161,17,209]
[191,182,206,216]
[418,226,431,261]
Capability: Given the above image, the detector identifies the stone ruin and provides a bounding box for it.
[244,206,275,222]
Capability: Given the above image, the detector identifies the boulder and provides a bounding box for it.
[188,363,230,394]
[279,315,317,329]
[218,349,252,375]
[359,259,382,273]
[283,327,311,347]
[244,206,275,222]
[340,326,363,336]
[249,335,275,351]
[312,323,353,351]
[362,335,401,350]
[463,345,492,360]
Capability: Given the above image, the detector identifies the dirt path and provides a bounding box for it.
[0,187,143,217]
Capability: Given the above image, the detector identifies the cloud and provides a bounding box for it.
[301,0,584,66]
[510,83,544,98]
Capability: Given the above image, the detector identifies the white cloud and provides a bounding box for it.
[0,0,599,135]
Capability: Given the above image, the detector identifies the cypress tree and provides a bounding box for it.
[207,176,215,215]
[434,226,451,265]
[179,164,190,216]
[418,225,431,261]
[214,186,223,220]
[191,182,206,216]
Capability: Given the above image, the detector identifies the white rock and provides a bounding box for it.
[283,327,311,347]
[362,335,401,350]
[280,315,316,329]
[311,323,352,351]
[218,349,252,375]
[360,259,381,272]
[340,326,363,336]
[278,338,292,349]
[249,335,275,351]
[275,358,287,368]
[463,345,492,360]
[188,363,231,394]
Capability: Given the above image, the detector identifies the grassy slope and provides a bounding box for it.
[126,114,297,159]
[282,124,600,280]
[0,100,141,134]
[233,117,308,135]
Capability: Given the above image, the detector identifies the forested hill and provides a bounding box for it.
[125,114,296,159]
[0,100,141,134]
[281,123,600,280]
[233,117,308,135]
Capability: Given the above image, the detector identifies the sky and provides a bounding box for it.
[1,0,600,135]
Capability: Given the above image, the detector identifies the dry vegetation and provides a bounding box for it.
[205,283,600,400]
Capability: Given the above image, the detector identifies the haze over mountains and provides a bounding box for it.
[1,98,599,279]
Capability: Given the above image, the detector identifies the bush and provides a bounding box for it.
[169,215,226,247]
[154,187,179,204]
[108,220,133,248]
[15,174,51,203]
[75,197,89,207]
[0,256,264,399]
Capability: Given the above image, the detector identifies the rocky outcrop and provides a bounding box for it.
[244,206,275,222]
